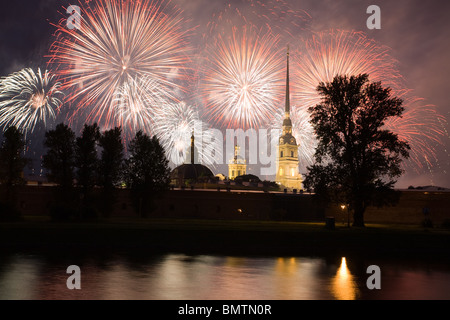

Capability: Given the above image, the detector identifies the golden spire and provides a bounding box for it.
[190,130,194,164]
[285,45,290,116]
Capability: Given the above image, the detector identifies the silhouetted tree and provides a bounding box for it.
[42,123,77,220]
[98,127,124,189]
[0,126,28,219]
[304,74,410,227]
[124,131,170,217]
[98,127,124,216]
[75,123,100,190]
[42,123,76,188]
[74,123,101,219]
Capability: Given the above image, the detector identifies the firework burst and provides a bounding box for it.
[205,0,311,44]
[0,68,62,136]
[113,76,174,140]
[384,91,447,171]
[291,105,318,167]
[201,26,285,129]
[49,0,190,130]
[152,102,221,167]
[292,30,446,171]
[292,30,403,109]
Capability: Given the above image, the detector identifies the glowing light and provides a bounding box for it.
[330,257,359,300]
[275,257,298,276]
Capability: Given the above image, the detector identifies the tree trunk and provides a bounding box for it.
[352,206,365,227]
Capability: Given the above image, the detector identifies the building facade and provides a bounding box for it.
[228,144,246,180]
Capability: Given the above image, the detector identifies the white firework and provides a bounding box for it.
[291,105,318,167]
[201,26,285,129]
[0,68,62,135]
[113,76,173,139]
[153,102,221,167]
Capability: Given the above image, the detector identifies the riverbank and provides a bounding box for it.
[1,217,450,261]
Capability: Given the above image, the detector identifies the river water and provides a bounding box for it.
[0,252,449,300]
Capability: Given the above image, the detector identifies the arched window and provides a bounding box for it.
[280,151,284,157]
[291,151,294,157]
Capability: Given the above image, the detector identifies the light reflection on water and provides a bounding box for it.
[0,253,449,300]
[330,257,359,300]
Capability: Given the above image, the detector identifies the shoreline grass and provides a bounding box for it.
[1,216,450,260]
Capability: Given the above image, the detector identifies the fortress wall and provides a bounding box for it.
[12,186,450,225]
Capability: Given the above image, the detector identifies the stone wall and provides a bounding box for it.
[12,186,450,226]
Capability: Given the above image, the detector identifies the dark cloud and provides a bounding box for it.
[0,0,69,74]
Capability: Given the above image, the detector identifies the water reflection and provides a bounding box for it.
[273,257,328,299]
[330,257,359,300]
[0,253,449,299]
[0,255,41,300]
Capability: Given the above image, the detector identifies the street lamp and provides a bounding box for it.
[340,204,350,227]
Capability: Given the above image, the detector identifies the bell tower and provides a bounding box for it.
[228,144,246,180]
[275,46,303,190]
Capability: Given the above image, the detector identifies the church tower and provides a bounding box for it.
[228,144,246,180]
[275,46,303,190]
[185,131,197,164]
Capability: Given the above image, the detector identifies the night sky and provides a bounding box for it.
[0,0,449,188]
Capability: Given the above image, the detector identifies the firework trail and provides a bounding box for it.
[49,0,190,131]
[292,30,403,109]
[152,101,221,167]
[292,30,446,171]
[205,0,311,44]
[384,91,448,170]
[290,106,317,167]
[0,68,62,136]
[201,26,285,129]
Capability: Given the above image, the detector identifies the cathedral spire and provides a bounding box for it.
[285,45,290,116]
[190,130,195,164]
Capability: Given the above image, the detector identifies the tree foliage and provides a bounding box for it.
[97,126,124,217]
[98,127,124,189]
[42,123,76,189]
[304,74,410,227]
[0,126,28,189]
[75,123,100,190]
[0,126,28,219]
[40,125,172,218]
[125,131,170,216]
